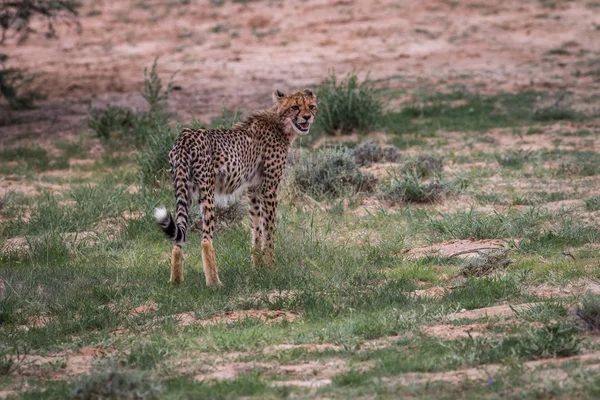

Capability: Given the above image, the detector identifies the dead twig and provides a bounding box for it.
[448,247,503,258]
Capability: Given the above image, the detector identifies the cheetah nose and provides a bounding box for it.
[303,115,311,121]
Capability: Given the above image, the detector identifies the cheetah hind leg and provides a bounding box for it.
[170,245,184,283]
[202,240,223,288]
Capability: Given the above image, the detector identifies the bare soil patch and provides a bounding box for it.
[384,351,600,387]
[411,286,447,299]
[263,343,343,355]
[445,303,541,322]
[194,358,350,385]
[172,309,301,327]
[129,302,158,316]
[527,280,600,298]
[3,0,599,149]
[403,239,511,260]
[422,322,496,340]
[0,178,70,198]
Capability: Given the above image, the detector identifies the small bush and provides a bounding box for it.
[577,291,600,331]
[382,145,402,163]
[585,196,600,211]
[293,147,377,199]
[87,106,137,141]
[457,249,514,277]
[142,58,176,115]
[72,369,161,400]
[353,139,383,167]
[401,155,444,178]
[354,140,402,167]
[314,71,383,135]
[384,173,449,204]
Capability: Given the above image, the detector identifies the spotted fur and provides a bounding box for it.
[155,89,317,287]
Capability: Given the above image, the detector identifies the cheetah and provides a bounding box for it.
[154,89,318,287]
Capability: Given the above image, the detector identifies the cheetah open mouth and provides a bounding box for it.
[294,121,310,133]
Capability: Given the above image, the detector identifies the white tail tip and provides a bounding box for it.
[154,207,168,223]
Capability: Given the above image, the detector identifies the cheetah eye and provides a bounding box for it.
[309,105,316,110]
[291,105,300,111]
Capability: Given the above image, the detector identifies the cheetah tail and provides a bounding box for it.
[154,207,177,241]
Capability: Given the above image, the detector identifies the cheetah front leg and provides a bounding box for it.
[199,186,223,288]
[248,187,264,266]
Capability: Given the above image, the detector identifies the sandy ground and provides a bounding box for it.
[2,0,600,147]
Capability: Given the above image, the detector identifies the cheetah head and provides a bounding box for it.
[273,89,317,136]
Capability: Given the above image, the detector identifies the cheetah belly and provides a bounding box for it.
[214,171,262,208]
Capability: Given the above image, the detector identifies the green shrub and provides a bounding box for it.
[293,146,377,199]
[577,291,600,331]
[314,71,383,135]
[72,369,161,400]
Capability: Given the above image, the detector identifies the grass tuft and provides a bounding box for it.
[314,71,383,135]
[384,173,449,204]
[585,196,600,211]
[577,291,600,331]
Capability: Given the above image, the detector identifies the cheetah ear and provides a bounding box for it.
[303,89,315,98]
[273,89,285,103]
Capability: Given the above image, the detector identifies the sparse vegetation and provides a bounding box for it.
[2,10,600,397]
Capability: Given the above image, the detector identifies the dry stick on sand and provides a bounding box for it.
[448,247,504,258]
